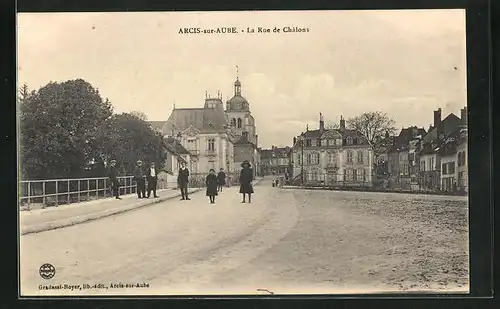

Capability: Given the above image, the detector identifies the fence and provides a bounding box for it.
[19,176,169,209]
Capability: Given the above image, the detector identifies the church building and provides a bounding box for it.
[152,68,259,177]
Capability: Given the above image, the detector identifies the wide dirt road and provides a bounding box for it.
[20,180,468,295]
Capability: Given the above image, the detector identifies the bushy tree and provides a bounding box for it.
[98,113,168,175]
[19,79,113,179]
[346,111,397,154]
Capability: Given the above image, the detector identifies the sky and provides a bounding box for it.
[17,10,467,149]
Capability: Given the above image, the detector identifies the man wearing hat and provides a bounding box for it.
[239,160,254,203]
[146,162,159,198]
[107,159,122,199]
[133,160,146,199]
[177,161,191,200]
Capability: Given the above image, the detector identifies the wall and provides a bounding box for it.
[441,154,457,191]
[456,141,468,192]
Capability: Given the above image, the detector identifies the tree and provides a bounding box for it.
[346,111,397,153]
[325,122,340,130]
[130,111,148,121]
[98,113,168,175]
[20,79,113,179]
[19,83,30,102]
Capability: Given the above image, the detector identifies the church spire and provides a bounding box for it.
[234,65,242,96]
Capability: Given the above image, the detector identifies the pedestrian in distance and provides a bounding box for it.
[217,168,226,192]
[133,160,146,199]
[107,159,122,199]
[206,168,218,204]
[146,162,159,198]
[239,160,254,203]
[177,161,191,200]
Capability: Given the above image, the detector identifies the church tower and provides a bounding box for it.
[225,66,257,145]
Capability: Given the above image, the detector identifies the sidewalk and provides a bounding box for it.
[20,188,200,236]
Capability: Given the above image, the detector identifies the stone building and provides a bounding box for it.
[259,146,292,176]
[291,114,373,186]
[150,72,260,177]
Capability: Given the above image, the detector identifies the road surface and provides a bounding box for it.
[20,180,468,295]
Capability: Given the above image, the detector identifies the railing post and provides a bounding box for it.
[77,180,80,203]
[87,179,90,200]
[95,179,98,198]
[104,178,107,198]
[27,181,31,210]
[42,181,46,209]
[67,180,70,204]
[55,180,59,206]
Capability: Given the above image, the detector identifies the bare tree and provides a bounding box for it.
[325,122,340,130]
[346,111,397,148]
[130,111,148,121]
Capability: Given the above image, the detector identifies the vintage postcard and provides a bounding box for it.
[18,9,468,296]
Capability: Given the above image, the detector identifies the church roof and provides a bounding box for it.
[164,137,191,155]
[163,104,228,135]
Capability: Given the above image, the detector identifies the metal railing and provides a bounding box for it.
[19,176,169,210]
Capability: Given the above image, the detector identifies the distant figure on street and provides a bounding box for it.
[107,159,121,199]
[177,162,190,200]
[206,169,218,204]
[133,160,146,199]
[217,168,226,192]
[239,160,254,203]
[226,174,232,188]
[146,162,159,198]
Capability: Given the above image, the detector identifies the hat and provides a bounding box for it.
[137,160,142,163]
[110,159,116,163]
[241,160,250,167]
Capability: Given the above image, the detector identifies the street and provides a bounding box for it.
[20,179,469,295]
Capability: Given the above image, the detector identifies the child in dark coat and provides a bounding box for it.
[206,169,218,204]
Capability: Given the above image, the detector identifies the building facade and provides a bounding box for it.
[259,146,292,176]
[150,73,260,178]
[291,114,373,186]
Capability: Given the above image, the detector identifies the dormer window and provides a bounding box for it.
[347,137,353,145]
[317,139,322,147]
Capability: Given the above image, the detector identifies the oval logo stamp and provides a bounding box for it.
[39,263,55,280]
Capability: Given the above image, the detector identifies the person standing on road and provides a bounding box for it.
[239,160,254,203]
[177,161,191,200]
[133,160,146,199]
[146,162,159,198]
[217,168,226,192]
[206,168,218,204]
[107,159,122,199]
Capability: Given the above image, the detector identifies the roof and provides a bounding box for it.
[298,128,369,145]
[227,95,249,111]
[164,137,191,155]
[423,113,461,143]
[389,127,426,153]
[437,126,466,157]
[234,133,257,148]
[163,103,228,135]
[260,147,291,159]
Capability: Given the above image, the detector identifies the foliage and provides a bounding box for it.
[130,111,148,121]
[20,79,113,179]
[19,79,167,180]
[346,111,397,153]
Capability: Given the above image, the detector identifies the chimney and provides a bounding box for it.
[319,112,324,133]
[412,127,418,137]
[433,108,442,128]
[340,115,346,131]
[461,107,467,126]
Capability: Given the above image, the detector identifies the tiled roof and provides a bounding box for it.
[260,147,291,159]
[300,128,368,143]
[163,103,228,135]
[423,113,461,143]
[389,127,426,153]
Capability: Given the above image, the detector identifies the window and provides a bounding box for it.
[442,163,447,175]
[353,169,357,181]
[347,137,353,145]
[208,139,215,151]
[297,154,301,164]
[311,139,316,147]
[317,139,322,147]
[457,152,462,167]
[329,139,335,146]
[363,169,367,182]
[353,138,358,145]
[343,170,347,181]
[237,118,242,128]
[357,150,363,163]
[404,163,409,175]
[449,161,455,174]
[305,139,312,147]
[347,151,353,163]
[311,170,318,181]
[306,154,312,164]
[230,118,236,126]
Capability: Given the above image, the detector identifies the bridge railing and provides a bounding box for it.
[19,176,168,210]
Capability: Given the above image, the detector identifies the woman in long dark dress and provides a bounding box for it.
[239,160,254,203]
[206,169,218,204]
